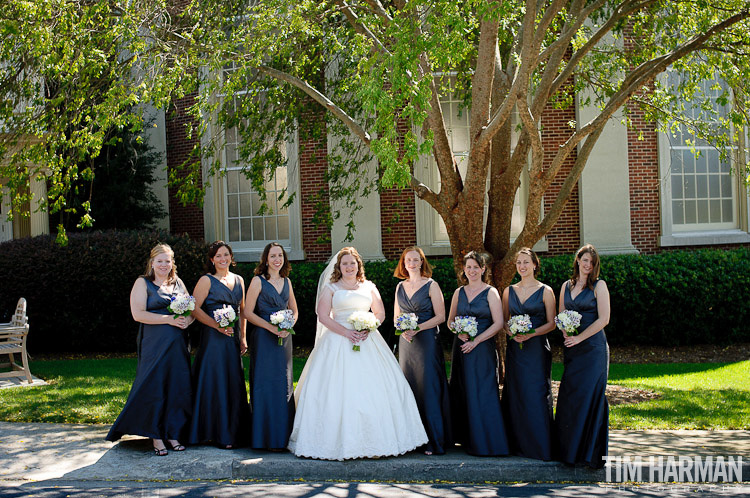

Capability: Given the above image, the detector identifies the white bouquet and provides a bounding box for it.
[213,305,239,336]
[347,311,381,351]
[394,312,419,342]
[269,309,295,346]
[167,294,195,319]
[507,314,534,349]
[449,315,479,341]
[555,310,582,336]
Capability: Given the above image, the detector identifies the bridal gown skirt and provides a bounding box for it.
[288,329,428,460]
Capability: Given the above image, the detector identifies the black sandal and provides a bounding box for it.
[153,446,168,456]
[167,441,186,451]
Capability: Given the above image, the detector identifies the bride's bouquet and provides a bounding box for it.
[507,314,534,349]
[449,315,478,341]
[213,305,239,336]
[270,309,295,346]
[394,312,419,342]
[555,310,582,336]
[168,294,195,319]
[347,311,381,351]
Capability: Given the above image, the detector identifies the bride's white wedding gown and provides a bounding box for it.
[288,281,428,460]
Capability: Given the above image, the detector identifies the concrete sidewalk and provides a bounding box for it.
[0,422,747,483]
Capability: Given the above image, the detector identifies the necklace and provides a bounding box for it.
[339,279,360,290]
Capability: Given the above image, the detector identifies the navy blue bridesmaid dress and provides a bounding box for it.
[554,282,609,468]
[188,274,251,447]
[107,278,192,443]
[248,277,295,450]
[449,287,509,456]
[397,280,452,455]
[501,286,553,460]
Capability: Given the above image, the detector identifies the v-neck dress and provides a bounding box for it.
[554,282,609,468]
[188,274,251,447]
[501,286,553,460]
[106,278,192,443]
[248,277,295,450]
[397,280,452,454]
[449,286,509,456]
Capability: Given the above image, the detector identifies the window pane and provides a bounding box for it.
[671,175,683,199]
[720,174,732,197]
[264,217,277,240]
[252,218,264,240]
[684,175,696,199]
[722,199,734,223]
[239,194,253,217]
[251,193,263,215]
[719,158,731,174]
[696,175,707,198]
[696,153,707,173]
[682,150,695,173]
[685,200,697,224]
[227,170,239,194]
[709,200,721,223]
[672,200,684,225]
[228,219,240,242]
[708,175,720,197]
[226,142,237,166]
[670,149,683,174]
[276,166,287,187]
[697,200,709,223]
[241,218,253,242]
[707,150,719,173]
[228,195,239,218]
[278,216,289,239]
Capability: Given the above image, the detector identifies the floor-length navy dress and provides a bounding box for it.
[188,274,251,447]
[501,286,553,460]
[449,287,509,456]
[397,280,452,455]
[107,278,192,443]
[248,277,295,450]
[554,282,609,468]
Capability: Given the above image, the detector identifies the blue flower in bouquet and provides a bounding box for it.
[270,309,295,346]
[449,315,478,341]
[507,314,534,349]
[555,310,582,336]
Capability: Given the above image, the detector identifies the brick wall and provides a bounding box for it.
[542,101,582,255]
[379,117,417,259]
[298,109,332,262]
[165,92,205,240]
[626,102,661,254]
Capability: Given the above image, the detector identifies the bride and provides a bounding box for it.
[288,247,428,460]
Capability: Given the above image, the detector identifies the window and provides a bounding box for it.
[659,74,750,246]
[414,77,533,254]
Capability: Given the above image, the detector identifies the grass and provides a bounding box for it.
[0,358,747,429]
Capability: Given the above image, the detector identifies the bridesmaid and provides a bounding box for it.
[500,247,556,461]
[188,241,251,448]
[244,242,298,450]
[107,244,193,455]
[448,251,509,456]
[555,244,611,468]
[393,246,451,455]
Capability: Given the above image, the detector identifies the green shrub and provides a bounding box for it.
[0,232,747,353]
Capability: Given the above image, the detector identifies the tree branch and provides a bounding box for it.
[257,65,372,145]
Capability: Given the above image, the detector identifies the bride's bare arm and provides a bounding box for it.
[369,284,386,324]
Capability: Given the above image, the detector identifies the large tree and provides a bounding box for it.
[3,0,750,270]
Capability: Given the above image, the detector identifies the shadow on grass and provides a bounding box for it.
[612,388,750,429]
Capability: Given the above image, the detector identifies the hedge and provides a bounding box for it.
[0,230,748,353]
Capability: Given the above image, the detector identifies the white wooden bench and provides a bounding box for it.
[0,298,32,384]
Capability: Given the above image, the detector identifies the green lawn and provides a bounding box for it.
[0,358,747,429]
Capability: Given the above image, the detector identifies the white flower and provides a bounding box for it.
[449,315,479,340]
[168,294,195,317]
[213,305,238,329]
[347,311,381,331]
[270,309,295,330]
[555,310,582,335]
[395,313,419,334]
[507,314,534,348]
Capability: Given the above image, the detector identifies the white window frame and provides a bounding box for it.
[658,76,750,247]
[202,81,304,262]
